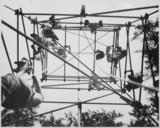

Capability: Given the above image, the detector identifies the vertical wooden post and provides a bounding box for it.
[64,26,67,81]
[93,31,97,73]
[20,8,31,64]
[15,9,20,64]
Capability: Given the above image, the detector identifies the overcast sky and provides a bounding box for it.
[0,0,159,125]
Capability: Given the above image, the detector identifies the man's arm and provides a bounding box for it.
[32,75,42,93]
[27,75,44,107]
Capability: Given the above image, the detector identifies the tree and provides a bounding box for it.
[2,108,123,127]
[129,105,156,127]
[38,109,123,127]
[39,111,78,127]
[81,109,123,127]
[129,18,159,126]
[132,18,159,75]
[2,107,37,127]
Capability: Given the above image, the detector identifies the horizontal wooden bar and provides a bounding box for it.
[42,78,112,82]
[21,5,158,16]
[41,86,121,91]
[43,101,128,105]
[46,75,111,79]
[41,82,88,87]
[22,12,140,19]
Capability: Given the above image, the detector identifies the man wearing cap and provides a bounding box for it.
[1,58,44,109]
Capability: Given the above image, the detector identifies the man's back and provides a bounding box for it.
[2,73,33,109]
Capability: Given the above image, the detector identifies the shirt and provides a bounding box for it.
[1,73,34,109]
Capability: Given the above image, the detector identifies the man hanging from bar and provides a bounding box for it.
[106,46,127,68]
[1,58,44,109]
[31,26,67,59]
[30,33,46,60]
[41,26,67,58]
[106,29,127,68]
[124,73,142,92]
[84,20,103,34]
[95,50,105,60]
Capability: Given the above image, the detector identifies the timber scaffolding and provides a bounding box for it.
[1,4,159,126]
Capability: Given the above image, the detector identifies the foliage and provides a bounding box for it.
[129,105,156,127]
[2,107,37,127]
[2,108,123,127]
[38,110,123,127]
[39,111,78,127]
[132,18,159,75]
[81,109,123,127]
[130,18,159,126]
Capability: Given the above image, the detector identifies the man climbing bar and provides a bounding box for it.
[124,74,142,92]
[106,46,127,68]
[95,50,105,60]
[1,58,44,109]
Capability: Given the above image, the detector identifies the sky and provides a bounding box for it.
[0,0,159,125]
